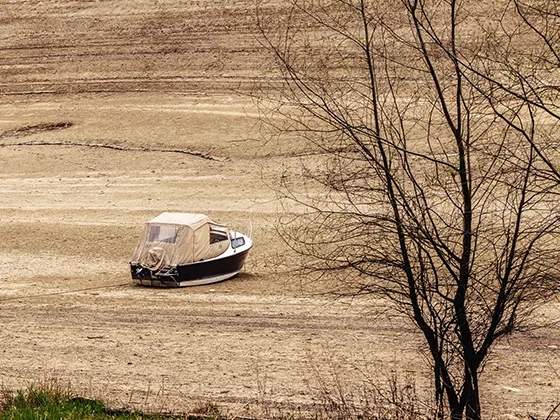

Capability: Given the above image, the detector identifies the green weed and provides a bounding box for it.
[0,385,180,420]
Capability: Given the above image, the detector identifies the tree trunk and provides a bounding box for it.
[465,371,481,420]
[447,364,482,420]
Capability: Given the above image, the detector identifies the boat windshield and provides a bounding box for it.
[148,225,178,244]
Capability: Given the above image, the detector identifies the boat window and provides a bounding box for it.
[231,237,245,249]
[148,225,178,244]
[209,225,229,244]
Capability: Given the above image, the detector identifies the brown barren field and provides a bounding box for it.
[0,1,558,418]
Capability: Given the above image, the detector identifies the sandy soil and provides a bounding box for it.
[0,1,558,418]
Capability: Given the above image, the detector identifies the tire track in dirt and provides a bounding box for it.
[0,140,225,161]
[0,122,225,161]
[0,299,403,335]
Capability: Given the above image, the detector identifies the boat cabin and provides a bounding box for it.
[131,212,231,271]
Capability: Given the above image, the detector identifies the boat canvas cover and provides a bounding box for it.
[131,212,229,270]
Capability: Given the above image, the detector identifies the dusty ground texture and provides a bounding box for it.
[0,1,558,418]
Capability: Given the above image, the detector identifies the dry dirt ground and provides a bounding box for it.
[0,1,558,418]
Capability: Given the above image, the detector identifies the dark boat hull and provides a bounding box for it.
[131,247,250,287]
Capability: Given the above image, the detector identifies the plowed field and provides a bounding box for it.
[0,1,558,418]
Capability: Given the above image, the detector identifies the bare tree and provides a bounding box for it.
[257,0,560,419]
[459,0,560,181]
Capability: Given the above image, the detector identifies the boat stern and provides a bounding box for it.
[130,263,180,286]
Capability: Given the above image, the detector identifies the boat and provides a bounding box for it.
[130,212,252,287]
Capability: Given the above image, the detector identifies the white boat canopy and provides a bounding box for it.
[131,212,230,270]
